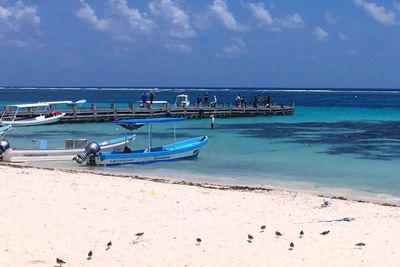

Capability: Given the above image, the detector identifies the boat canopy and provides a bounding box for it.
[113,117,186,124]
[6,103,51,108]
[6,100,87,109]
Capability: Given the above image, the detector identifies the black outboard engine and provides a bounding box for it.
[0,139,10,158]
[75,142,101,165]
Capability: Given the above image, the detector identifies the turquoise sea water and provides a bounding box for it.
[1,88,400,200]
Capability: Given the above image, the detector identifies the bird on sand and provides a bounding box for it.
[106,241,112,250]
[299,230,304,238]
[320,230,330,235]
[260,225,266,232]
[355,243,366,247]
[247,234,254,243]
[275,231,282,237]
[196,238,202,245]
[135,232,144,238]
[56,258,66,266]
[87,250,93,260]
[289,242,294,250]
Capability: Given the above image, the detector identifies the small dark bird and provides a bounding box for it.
[300,230,304,238]
[196,238,201,245]
[260,225,266,232]
[355,242,366,247]
[135,232,144,238]
[87,250,93,260]
[106,241,112,250]
[320,230,330,235]
[289,242,294,250]
[275,231,282,237]
[56,258,66,266]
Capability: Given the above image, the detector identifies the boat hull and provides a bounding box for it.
[0,113,66,127]
[1,135,135,162]
[93,136,208,166]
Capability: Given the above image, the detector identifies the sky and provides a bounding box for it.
[1,0,400,88]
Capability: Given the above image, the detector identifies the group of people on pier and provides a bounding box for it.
[139,89,273,109]
[195,92,217,108]
[235,94,271,108]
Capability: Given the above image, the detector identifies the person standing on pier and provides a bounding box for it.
[148,89,155,108]
[204,92,209,107]
[235,94,241,107]
[141,91,147,108]
[196,96,202,107]
[210,114,215,129]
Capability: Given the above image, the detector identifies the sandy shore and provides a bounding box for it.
[0,164,399,267]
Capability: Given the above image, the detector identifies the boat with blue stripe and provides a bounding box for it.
[75,117,209,166]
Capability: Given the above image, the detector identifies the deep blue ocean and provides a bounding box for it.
[1,87,400,201]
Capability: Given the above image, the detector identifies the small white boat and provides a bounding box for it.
[175,95,190,108]
[0,100,86,127]
[0,135,135,162]
[75,118,208,166]
[0,125,11,137]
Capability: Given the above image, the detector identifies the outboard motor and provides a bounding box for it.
[0,139,10,158]
[75,142,101,165]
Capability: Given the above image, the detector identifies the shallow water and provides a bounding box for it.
[1,88,400,199]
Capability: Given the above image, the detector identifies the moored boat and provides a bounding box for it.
[75,117,208,166]
[0,100,86,127]
[0,134,135,162]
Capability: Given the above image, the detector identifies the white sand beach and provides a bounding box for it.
[0,164,399,267]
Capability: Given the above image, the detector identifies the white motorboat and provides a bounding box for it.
[0,100,86,127]
[0,134,135,162]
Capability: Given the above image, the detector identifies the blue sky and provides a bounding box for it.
[1,0,400,88]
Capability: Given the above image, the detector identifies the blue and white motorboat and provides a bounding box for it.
[75,117,208,166]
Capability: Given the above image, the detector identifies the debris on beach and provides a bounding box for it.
[260,225,266,232]
[320,230,330,235]
[289,242,294,251]
[275,231,282,237]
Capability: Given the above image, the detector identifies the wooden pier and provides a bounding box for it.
[1,103,295,123]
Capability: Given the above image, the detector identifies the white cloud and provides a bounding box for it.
[325,11,339,25]
[148,0,196,39]
[278,13,305,29]
[76,0,109,31]
[312,26,328,41]
[353,0,396,26]
[0,1,41,48]
[246,2,304,31]
[218,37,247,58]
[209,0,244,31]
[111,0,154,33]
[246,2,273,26]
